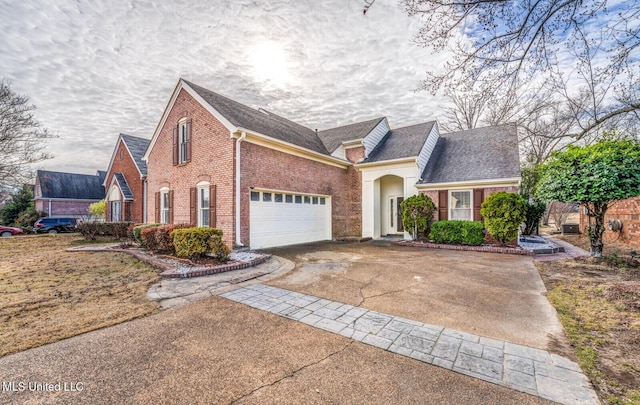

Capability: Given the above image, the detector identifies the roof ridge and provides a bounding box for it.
[318,117,385,134]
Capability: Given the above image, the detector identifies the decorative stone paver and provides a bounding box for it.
[221,284,600,405]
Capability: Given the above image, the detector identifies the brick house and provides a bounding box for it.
[103,134,150,223]
[143,79,521,249]
[34,170,105,218]
[579,198,640,247]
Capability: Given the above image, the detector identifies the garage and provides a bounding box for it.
[249,190,332,249]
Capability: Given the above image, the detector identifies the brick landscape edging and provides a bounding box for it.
[67,245,271,278]
[159,254,271,278]
[394,240,532,256]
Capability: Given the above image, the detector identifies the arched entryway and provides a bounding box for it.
[377,175,404,236]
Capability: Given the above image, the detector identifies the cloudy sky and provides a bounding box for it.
[0,0,452,175]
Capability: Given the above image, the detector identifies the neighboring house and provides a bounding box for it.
[103,134,150,223]
[143,79,521,249]
[34,170,106,218]
[579,198,640,247]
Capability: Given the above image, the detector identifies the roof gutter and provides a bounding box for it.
[232,127,350,169]
[355,156,418,169]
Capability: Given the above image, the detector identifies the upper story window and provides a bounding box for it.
[173,118,192,165]
[179,121,188,164]
[450,190,472,221]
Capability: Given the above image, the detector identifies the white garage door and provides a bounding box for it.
[250,190,332,249]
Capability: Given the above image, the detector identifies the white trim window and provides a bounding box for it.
[179,119,188,164]
[111,201,122,222]
[198,186,210,227]
[450,190,472,221]
[161,190,170,224]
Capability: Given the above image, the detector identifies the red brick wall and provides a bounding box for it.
[421,186,518,221]
[145,89,235,248]
[35,199,96,217]
[345,147,364,236]
[105,138,145,223]
[239,142,359,245]
[580,197,640,247]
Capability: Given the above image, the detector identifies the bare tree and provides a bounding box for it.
[547,201,577,230]
[0,80,55,188]
[364,0,639,133]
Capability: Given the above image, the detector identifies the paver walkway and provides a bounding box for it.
[221,284,600,405]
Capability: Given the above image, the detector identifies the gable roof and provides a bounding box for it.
[317,117,385,153]
[120,134,150,176]
[363,121,437,163]
[418,124,521,184]
[184,80,329,154]
[36,170,105,200]
[113,172,134,201]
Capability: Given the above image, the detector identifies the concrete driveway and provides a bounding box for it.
[0,241,569,404]
[0,297,552,405]
[265,241,571,356]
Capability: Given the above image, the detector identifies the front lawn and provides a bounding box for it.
[536,236,640,404]
[0,234,160,357]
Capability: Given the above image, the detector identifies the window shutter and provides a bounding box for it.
[209,184,217,228]
[172,126,179,166]
[169,190,174,224]
[185,119,192,163]
[438,190,448,221]
[473,188,484,222]
[190,187,197,225]
[155,192,160,223]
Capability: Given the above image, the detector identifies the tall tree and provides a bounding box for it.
[365,0,639,139]
[0,80,55,188]
[0,184,34,226]
[536,135,640,257]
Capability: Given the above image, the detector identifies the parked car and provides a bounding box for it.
[0,225,24,237]
[34,217,78,234]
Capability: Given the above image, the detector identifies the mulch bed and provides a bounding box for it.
[394,240,532,256]
[67,245,271,279]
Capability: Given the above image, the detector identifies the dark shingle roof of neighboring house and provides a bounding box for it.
[113,172,134,200]
[184,80,329,154]
[36,170,105,200]
[120,134,150,176]
[363,121,437,163]
[419,124,521,184]
[317,117,385,153]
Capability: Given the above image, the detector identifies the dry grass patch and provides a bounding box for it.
[536,236,640,404]
[0,234,160,357]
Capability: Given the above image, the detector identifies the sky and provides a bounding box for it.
[0,0,452,175]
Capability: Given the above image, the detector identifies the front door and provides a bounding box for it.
[396,197,404,233]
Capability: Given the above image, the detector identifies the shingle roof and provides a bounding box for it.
[120,134,150,176]
[36,170,105,200]
[184,80,329,154]
[317,117,385,153]
[419,124,521,184]
[363,121,436,163]
[113,172,134,200]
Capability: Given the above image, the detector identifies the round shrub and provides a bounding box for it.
[480,192,527,244]
[171,227,230,260]
[400,194,437,240]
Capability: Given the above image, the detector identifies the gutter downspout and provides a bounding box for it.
[142,178,147,223]
[235,131,247,247]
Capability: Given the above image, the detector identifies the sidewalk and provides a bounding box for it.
[221,284,600,405]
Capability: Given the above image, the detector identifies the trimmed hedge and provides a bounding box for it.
[131,223,160,246]
[171,227,230,260]
[140,224,191,254]
[78,221,134,240]
[429,220,485,246]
